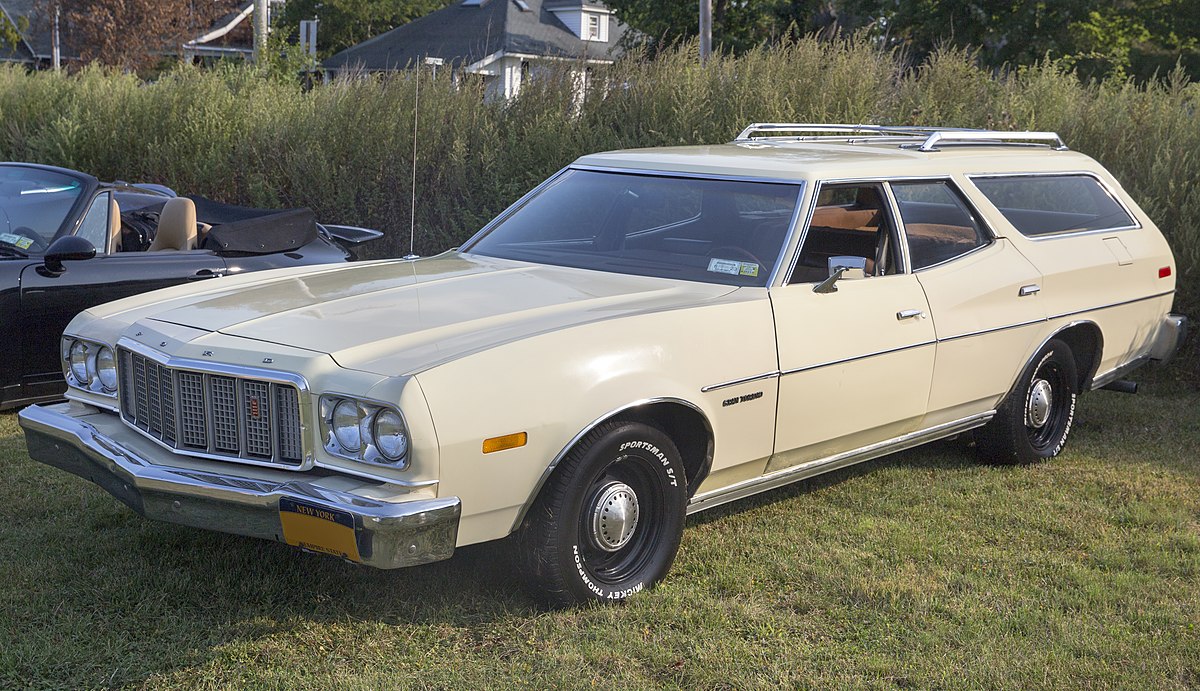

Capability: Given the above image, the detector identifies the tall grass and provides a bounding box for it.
[0,39,1196,313]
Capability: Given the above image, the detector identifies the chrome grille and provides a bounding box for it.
[276,386,303,461]
[118,348,305,467]
[210,375,239,453]
[178,371,207,448]
[243,380,272,458]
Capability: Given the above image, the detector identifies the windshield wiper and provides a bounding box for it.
[0,244,28,257]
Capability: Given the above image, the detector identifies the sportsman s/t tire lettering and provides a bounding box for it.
[515,421,687,607]
[975,339,1079,465]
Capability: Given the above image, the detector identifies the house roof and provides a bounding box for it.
[323,0,627,72]
[0,0,254,65]
[0,0,57,62]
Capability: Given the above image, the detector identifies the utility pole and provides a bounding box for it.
[51,3,60,70]
[699,0,712,65]
[253,0,269,62]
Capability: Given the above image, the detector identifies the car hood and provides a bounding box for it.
[145,253,738,376]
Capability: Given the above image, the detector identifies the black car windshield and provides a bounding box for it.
[0,166,85,251]
[465,169,802,287]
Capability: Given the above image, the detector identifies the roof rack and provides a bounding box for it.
[735,123,1068,152]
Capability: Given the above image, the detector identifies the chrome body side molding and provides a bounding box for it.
[686,412,995,515]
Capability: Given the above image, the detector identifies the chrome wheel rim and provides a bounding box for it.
[1026,378,1053,428]
[590,481,640,552]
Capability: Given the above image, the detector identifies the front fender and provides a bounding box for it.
[414,295,778,547]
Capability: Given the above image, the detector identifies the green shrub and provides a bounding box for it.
[0,39,1196,314]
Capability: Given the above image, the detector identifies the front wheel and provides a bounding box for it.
[975,339,1079,464]
[515,421,687,607]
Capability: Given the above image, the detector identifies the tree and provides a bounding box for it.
[842,0,1200,79]
[274,0,451,58]
[0,12,27,55]
[606,0,1200,80]
[604,0,840,55]
[44,0,222,72]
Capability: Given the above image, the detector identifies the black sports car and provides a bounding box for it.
[0,162,381,409]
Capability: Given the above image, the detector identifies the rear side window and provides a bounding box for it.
[892,180,989,270]
[972,174,1137,237]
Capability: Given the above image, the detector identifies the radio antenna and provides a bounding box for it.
[406,56,444,261]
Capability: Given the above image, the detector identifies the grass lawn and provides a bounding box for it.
[1,376,1197,689]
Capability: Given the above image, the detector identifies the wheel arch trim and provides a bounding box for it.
[1003,320,1102,402]
[509,397,714,533]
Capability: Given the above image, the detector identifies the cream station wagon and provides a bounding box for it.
[19,125,1187,606]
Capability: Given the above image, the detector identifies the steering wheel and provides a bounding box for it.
[9,226,48,253]
[707,245,767,270]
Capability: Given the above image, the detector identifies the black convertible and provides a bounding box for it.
[0,162,381,409]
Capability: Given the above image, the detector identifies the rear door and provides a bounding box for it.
[894,178,1046,427]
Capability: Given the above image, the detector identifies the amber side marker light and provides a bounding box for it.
[483,432,528,454]
[1159,266,1172,278]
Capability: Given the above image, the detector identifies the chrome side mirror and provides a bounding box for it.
[813,256,868,294]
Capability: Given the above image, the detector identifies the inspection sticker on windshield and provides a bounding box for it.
[0,233,33,249]
[708,257,759,277]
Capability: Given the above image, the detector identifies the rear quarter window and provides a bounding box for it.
[971,174,1138,237]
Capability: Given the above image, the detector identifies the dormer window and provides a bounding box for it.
[547,2,613,42]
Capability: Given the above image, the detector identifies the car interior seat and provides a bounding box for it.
[107,196,121,253]
[148,197,198,251]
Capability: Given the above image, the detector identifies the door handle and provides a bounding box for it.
[896,309,924,320]
[1019,284,1040,297]
[189,269,225,281]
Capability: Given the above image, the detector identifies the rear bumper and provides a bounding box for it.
[18,402,460,569]
[1150,313,1188,363]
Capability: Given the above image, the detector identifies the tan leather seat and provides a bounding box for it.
[148,197,197,251]
[106,196,122,253]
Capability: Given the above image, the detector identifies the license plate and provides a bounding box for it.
[279,498,361,562]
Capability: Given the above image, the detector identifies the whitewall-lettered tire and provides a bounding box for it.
[975,338,1079,465]
[515,421,687,607]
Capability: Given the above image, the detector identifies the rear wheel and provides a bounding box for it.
[515,421,687,607]
[975,339,1079,465]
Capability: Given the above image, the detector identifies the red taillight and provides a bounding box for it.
[1159,266,1172,278]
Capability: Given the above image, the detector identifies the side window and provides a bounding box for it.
[75,192,111,253]
[971,174,1137,236]
[790,184,899,283]
[892,181,989,270]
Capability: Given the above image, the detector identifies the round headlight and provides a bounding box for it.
[61,337,75,364]
[96,346,117,391]
[372,409,409,462]
[69,340,90,384]
[331,399,362,451]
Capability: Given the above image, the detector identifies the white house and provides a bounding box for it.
[322,0,628,100]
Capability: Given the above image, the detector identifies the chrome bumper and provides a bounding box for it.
[1150,313,1188,363]
[18,402,460,569]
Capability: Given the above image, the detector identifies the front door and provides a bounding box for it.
[18,250,227,394]
[769,183,936,472]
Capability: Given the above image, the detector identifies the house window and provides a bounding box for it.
[586,13,601,41]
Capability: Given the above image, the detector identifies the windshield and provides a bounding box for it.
[465,169,802,287]
[0,166,86,253]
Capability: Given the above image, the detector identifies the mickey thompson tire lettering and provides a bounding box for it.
[515,420,687,608]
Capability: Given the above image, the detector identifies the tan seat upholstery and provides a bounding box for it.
[809,207,879,232]
[148,197,197,251]
[106,196,122,253]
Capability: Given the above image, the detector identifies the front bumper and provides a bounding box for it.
[19,402,460,569]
